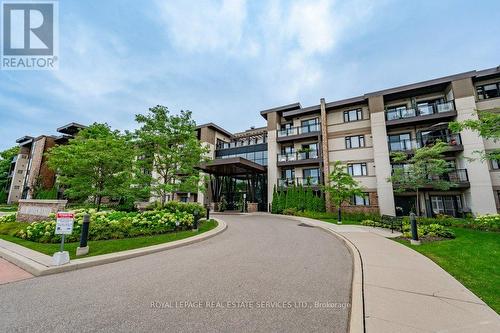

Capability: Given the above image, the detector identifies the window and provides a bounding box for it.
[345,135,365,149]
[343,109,363,122]
[301,118,319,133]
[303,168,320,184]
[388,133,412,151]
[347,163,367,176]
[352,193,370,206]
[492,159,500,170]
[281,169,295,180]
[476,82,500,100]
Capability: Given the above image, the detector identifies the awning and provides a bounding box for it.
[198,157,266,176]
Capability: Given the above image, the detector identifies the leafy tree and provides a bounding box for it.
[0,146,20,203]
[323,161,364,223]
[47,123,134,211]
[388,141,456,216]
[449,109,500,161]
[135,105,208,207]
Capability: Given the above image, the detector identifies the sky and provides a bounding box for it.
[1,0,500,150]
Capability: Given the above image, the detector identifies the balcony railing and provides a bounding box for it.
[386,100,455,121]
[277,123,320,137]
[277,150,319,162]
[392,169,469,183]
[277,177,320,187]
[389,134,462,152]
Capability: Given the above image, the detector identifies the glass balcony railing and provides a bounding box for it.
[277,177,320,187]
[277,123,320,137]
[389,134,462,152]
[392,169,469,183]
[386,100,455,121]
[277,150,319,162]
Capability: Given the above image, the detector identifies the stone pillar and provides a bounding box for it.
[320,98,332,212]
[267,112,280,211]
[368,95,396,216]
[7,152,28,204]
[451,78,497,215]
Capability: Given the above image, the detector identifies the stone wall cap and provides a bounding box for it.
[18,199,68,204]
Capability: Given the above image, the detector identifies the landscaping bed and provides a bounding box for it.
[0,202,216,259]
[0,219,217,259]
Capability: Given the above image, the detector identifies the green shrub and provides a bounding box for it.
[471,214,500,231]
[0,214,16,223]
[401,223,455,239]
[0,191,7,204]
[271,186,325,214]
[15,208,198,243]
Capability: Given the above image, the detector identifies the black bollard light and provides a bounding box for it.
[409,212,420,245]
[193,209,200,232]
[206,204,210,220]
[76,214,90,256]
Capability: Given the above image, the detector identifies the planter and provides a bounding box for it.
[247,202,258,213]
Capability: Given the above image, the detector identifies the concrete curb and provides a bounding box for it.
[0,219,227,277]
[254,213,365,333]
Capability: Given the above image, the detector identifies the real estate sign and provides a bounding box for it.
[55,212,74,235]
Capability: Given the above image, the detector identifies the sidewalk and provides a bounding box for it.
[285,215,500,332]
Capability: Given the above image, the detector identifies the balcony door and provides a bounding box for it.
[301,118,319,133]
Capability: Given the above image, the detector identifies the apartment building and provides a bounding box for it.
[6,123,86,203]
[197,66,500,217]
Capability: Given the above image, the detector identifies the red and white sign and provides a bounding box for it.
[55,212,75,235]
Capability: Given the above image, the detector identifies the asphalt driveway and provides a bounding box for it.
[0,214,353,333]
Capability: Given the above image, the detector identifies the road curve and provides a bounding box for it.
[0,214,353,333]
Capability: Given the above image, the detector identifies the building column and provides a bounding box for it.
[266,112,280,211]
[452,78,497,215]
[320,98,332,212]
[368,95,396,216]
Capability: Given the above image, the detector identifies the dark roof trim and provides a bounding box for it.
[196,122,233,138]
[475,66,500,79]
[16,136,33,144]
[282,104,320,118]
[325,96,366,109]
[364,70,476,97]
[56,122,87,134]
[260,102,301,119]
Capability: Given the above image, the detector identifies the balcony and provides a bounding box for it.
[277,177,321,188]
[277,150,320,166]
[276,123,320,142]
[388,134,463,153]
[385,100,456,127]
[392,169,470,189]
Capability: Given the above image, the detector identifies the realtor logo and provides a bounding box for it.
[1,1,58,70]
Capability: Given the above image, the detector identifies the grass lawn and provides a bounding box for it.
[396,227,500,314]
[0,219,217,260]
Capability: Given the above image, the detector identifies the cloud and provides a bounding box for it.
[155,0,247,53]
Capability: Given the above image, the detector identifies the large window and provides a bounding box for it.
[303,168,320,184]
[343,109,362,122]
[388,133,412,151]
[347,163,367,176]
[345,135,365,149]
[352,193,370,206]
[476,82,500,100]
[281,168,295,180]
[301,118,319,133]
[431,195,462,217]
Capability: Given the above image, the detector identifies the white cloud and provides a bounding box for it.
[155,0,247,53]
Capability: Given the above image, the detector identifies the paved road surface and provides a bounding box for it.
[0,214,352,333]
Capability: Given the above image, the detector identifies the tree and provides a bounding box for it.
[135,105,208,207]
[0,147,19,203]
[449,109,500,161]
[323,161,364,224]
[47,123,135,211]
[388,141,456,216]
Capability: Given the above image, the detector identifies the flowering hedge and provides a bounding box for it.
[361,220,455,239]
[470,214,500,232]
[15,208,197,243]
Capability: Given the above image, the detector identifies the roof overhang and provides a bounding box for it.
[198,157,266,176]
[260,102,301,119]
[196,122,233,138]
[57,122,87,135]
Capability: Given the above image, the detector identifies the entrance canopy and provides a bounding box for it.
[198,157,266,176]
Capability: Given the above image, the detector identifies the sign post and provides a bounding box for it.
[53,212,74,265]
